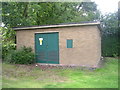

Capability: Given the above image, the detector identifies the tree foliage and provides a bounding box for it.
[2,2,100,27]
[0,26,16,59]
[101,12,118,35]
[100,12,119,57]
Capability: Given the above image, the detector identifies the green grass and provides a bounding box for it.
[2,57,118,88]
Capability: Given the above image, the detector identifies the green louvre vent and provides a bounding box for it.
[67,39,73,48]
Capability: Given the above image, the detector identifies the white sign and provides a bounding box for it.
[39,38,43,45]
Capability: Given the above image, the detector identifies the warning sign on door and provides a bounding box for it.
[39,38,43,45]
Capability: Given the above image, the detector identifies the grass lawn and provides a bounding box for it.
[2,57,118,88]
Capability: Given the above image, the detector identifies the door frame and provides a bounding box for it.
[34,32,59,64]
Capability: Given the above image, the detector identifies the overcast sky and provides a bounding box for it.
[91,0,119,14]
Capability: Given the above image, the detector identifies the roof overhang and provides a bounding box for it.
[13,22,101,31]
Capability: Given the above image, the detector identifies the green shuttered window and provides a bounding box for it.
[67,39,73,48]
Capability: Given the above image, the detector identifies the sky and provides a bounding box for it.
[91,0,119,14]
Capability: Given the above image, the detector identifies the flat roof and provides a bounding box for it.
[13,21,101,31]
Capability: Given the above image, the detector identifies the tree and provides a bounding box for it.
[2,2,100,27]
[100,12,119,57]
[101,12,118,35]
[0,26,16,59]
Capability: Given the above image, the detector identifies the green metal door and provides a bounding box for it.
[35,32,59,64]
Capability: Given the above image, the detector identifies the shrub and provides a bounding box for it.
[5,46,35,64]
[1,26,16,60]
[102,35,119,57]
[2,41,16,60]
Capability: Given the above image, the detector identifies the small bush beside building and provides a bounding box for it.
[5,46,35,64]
